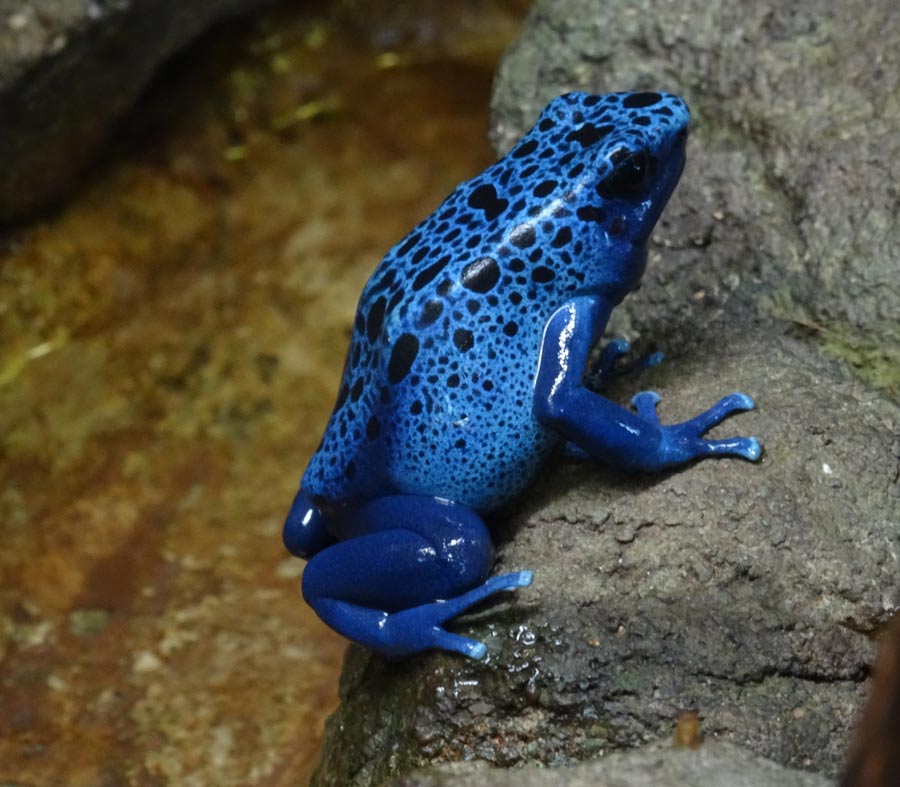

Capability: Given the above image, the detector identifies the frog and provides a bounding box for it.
[283,91,761,660]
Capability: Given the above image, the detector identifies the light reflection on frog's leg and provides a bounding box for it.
[300,495,532,659]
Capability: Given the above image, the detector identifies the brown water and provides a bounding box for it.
[0,1,529,783]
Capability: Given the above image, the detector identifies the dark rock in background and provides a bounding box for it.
[0,0,272,224]
[841,616,900,787]
[312,1,900,785]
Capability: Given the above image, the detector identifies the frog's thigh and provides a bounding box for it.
[302,495,493,612]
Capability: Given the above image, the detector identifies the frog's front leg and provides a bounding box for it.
[534,296,761,472]
[298,495,532,659]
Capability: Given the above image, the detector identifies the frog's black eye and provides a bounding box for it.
[596,151,654,200]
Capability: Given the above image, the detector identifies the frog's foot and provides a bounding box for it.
[535,297,762,474]
[634,390,762,465]
[300,495,532,659]
[384,571,533,659]
[311,569,532,660]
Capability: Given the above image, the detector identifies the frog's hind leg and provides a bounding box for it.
[300,495,532,659]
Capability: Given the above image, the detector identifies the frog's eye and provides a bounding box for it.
[597,151,653,200]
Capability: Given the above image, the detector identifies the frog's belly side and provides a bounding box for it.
[385,391,558,511]
[302,368,558,512]
[302,287,561,511]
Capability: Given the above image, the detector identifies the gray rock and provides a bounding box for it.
[311,323,899,786]
[0,0,271,224]
[491,0,900,396]
[391,740,834,787]
[311,2,900,785]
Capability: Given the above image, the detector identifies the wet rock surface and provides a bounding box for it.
[0,0,273,224]
[311,1,900,785]
[391,740,833,787]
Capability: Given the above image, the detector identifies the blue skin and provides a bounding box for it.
[284,91,761,659]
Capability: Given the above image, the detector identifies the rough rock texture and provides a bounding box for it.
[0,0,272,224]
[391,740,833,787]
[311,324,898,786]
[310,1,900,786]
[489,0,900,395]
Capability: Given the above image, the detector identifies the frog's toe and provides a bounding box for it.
[423,629,488,660]
[404,569,533,628]
[631,390,662,422]
[698,435,762,462]
[657,393,762,467]
[594,338,631,379]
[684,392,756,435]
[592,341,665,389]
[436,573,531,659]
[388,571,533,659]
[744,436,762,461]
[642,350,665,368]
[727,392,755,412]
[447,570,532,612]
[603,337,631,359]
[462,639,488,660]
[733,435,762,461]
[513,570,533,588]
[489,570,532,591]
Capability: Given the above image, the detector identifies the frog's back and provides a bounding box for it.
[302,91,691,511]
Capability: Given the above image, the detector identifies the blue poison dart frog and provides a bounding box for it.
[283,91,761,659]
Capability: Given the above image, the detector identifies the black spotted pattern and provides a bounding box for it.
[623,92,662,108]
[453,328,474,352]
[419,300,443,326]
[509,224,536,249]
[413,256,450,291]
[467,184,508,221]
[461,257,501,293]
[300,90,691,512]
[388,334,419,384]
[567,123,613,147]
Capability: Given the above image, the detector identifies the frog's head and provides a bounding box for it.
[507,90,690,299]
[583,91,688,238]
[533,91,689,238]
